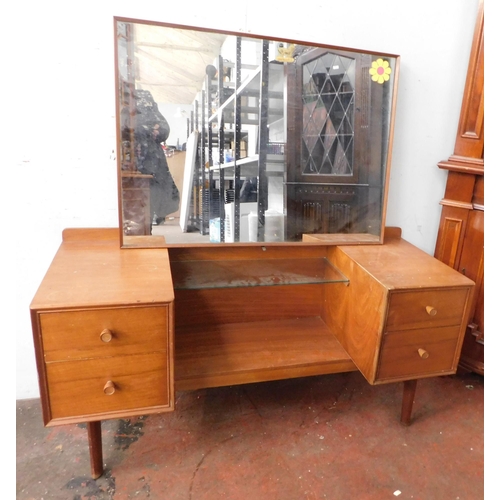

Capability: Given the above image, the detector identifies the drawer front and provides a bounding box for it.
[46,352,171,420]
[122,188,149,202]
[122,177,150,189]
[41,306,168,362]
[376,326,460,380]
[386,288,468,332]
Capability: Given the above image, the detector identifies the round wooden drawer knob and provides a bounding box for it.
[100,329,113,343]
[103,380,116,395]
[425,306,437,316]
[418,348,429,359]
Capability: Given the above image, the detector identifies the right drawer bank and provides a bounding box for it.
[325,235,475,385]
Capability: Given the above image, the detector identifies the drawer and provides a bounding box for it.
[122,178,150,189]
[376,325,460,380]
[385,288,468,332]
[40,306,168,362]
[46,352,171,420]
[122,188,149,201]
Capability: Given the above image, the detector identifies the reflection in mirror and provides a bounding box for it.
[115,18,399,246]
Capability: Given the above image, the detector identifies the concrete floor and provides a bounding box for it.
[17,371,483,500]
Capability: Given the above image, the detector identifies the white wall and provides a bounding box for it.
[11,0,480,400]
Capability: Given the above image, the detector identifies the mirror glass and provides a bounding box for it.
[115,18,399,247]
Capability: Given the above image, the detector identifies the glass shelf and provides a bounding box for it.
[171,257,348,289]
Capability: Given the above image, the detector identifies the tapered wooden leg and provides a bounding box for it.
[401,380,418,426]
[87,421,104,479]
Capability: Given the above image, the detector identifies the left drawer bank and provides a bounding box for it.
[29,228,174,431]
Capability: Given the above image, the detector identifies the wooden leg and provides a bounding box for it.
[87,421,104,479]
[401,380,418,426]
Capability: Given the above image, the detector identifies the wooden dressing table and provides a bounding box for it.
[30,227,474,479]
[29,16,478,480]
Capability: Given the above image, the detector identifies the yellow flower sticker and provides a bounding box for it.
[369,59,392,84]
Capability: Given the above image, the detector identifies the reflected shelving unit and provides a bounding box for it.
[188,37,286,242]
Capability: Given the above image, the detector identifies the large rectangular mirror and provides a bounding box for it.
[115,18,399,247]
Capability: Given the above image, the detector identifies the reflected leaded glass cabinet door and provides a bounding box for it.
[286,47,395,240]
[302,52,355,176]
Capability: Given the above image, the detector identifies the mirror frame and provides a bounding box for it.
[114,17,400,249]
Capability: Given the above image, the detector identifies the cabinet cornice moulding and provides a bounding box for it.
[438,199,474,211]
[438,157,484,176]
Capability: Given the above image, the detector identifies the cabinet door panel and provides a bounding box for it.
[457,209,484,372]
[434,205,469,269]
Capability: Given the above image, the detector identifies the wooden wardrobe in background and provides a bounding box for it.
[434,0,484,375]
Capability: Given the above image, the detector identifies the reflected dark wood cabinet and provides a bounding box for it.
[286,48,392,239]
[434,0,484,375]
